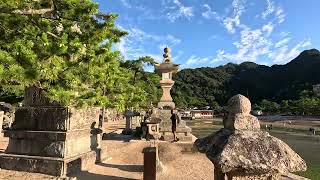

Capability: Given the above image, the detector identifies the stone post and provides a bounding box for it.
[143,147,157,180]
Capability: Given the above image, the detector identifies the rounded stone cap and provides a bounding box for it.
[227,94,251,114]
[164,47,171,53]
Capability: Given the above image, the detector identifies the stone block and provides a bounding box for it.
[0,150,97,176]
[4,129,91,158]
[12,107,99,131]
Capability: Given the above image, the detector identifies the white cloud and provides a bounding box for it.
[261,0,275,19]
[214,23,275,63]
[260,0,285,24]
[222,0,246,34]
[201,0,246,34]
[114,26,181,62]
[269,39,311,63]
[259,61,270,66]
[275,37,291,48]
[262,22,274,37]
[275,7,286,24]
[182,55,213,68]
[208,0,308,66]
[166,0,194,22]
[120,0,132,8]
[185,55,210,65]
[202,4,221,20]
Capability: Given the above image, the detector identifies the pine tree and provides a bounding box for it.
[120,56,161,109]
[0,0,129,108]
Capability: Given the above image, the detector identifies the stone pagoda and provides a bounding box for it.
[152,47,192,142]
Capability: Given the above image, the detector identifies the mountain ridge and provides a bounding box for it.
[172,49,320,108]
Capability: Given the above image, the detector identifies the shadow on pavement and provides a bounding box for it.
[98,162,143,173]
[76,171,139,180]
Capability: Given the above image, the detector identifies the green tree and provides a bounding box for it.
[120,56,161,109]
[259,99,280,113]
[0,0,128,108]
[280,100,290,113]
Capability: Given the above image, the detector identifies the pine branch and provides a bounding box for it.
[11,6,53,15]
[0,0,54,15]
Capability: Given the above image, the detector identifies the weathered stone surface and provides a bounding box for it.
[0,154,64,176]
[4,129,92,158]
[152,109,193,142]
[155,48,179,109]
[23,85,60,107]
[0,150,97,176]
[12,107,69,131]
[12,107,99,131]
[227,94,251,114]
[0,111,3,132]
[0,87,102,177]
[0,102,14,129]
[194,94,307,179]
[205,131,306,174]
[224,114,260,131]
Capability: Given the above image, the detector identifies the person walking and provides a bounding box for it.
[170,109,179,142]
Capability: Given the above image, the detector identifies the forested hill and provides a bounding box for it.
[172,49,320,108]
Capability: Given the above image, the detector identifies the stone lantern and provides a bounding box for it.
[152,47,192,142]
[195,94,307,179]
[154,47,179,109]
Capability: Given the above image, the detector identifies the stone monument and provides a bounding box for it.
[0,85,103,177]
[195,94,307,179]
[153,48,192,142]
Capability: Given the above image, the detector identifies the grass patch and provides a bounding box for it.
[295,164,320,180]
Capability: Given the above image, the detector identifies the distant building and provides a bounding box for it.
[313,84,320,97]
[179,109,214,119]
[251,110,263,116]
[191,110,214,119]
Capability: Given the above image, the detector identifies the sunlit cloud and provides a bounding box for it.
[166,0,194,22]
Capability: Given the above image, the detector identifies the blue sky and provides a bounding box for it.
[94,0,319,69]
